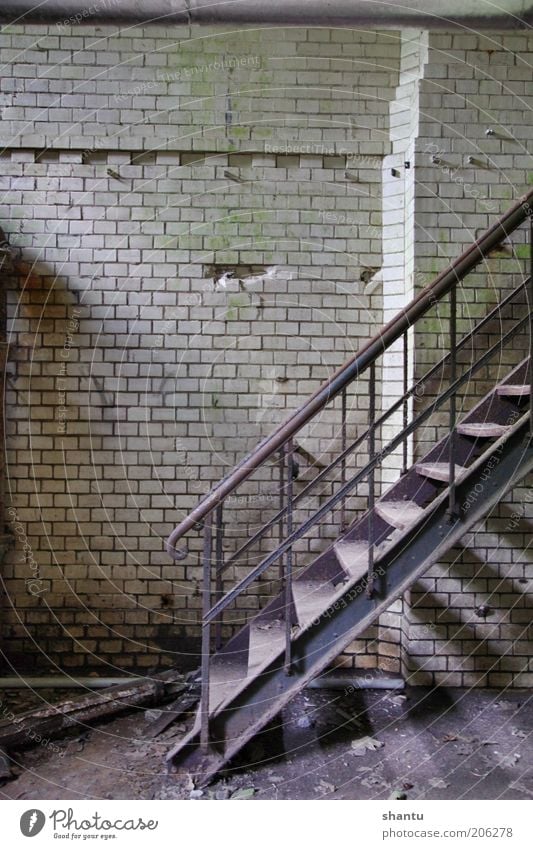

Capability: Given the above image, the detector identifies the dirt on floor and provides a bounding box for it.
[1,686,532,801]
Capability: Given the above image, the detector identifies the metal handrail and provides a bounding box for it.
[203,317,531,624]
[216,276,530,575]
[167,187,533,556]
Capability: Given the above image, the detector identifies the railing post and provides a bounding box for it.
[448,286,457,518]
[529,213,533,439]
[402,330,409,475]
[214,503,224,651]
[284,438,294,673]
[367,363,376,598]
[340,387,347,531]
[200,510,213,751]
[278,445,286,584]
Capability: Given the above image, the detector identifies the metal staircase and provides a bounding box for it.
[165,190,533,786]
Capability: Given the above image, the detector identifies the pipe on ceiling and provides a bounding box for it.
[0,0,531,28]
[0,676,143,688]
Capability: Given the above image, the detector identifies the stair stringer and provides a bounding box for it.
[167,414,533,785]
[174,359,529,730]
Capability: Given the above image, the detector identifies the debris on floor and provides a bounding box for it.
[0,670,187,753]
[0,747,13,782]
[429,778,450,789]
[351,735,384,756]
[0,686,531,801]
[230,787,256,800]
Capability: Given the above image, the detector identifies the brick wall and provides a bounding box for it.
[0,23,530,685]
[405,30,533,687]
[376,29,428,675]
[0,23,400,673]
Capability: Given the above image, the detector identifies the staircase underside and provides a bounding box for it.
[167,359,533,786]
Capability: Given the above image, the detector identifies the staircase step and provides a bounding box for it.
[292,579,337,629]
[496,384,531,397]
[457,421,510,438]
[209,657,248,711]
[334,540,369,581]
[247,619,286,677]
[375,500,425,530]
[416,462,467,482]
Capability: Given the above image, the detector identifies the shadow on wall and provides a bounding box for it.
[403,538,532,688]
[2,256,173,674]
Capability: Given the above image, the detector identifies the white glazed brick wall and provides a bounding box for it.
[0,24,401,673]
[381,29,428,486]
[373,30,429,675]
[1,24,530,686]
[406,31,533,687]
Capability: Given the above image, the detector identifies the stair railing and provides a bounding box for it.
[167,188,533,749]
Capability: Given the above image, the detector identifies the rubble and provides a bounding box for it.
[0,670,186,753]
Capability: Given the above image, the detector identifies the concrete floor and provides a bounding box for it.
[1,686,532,800]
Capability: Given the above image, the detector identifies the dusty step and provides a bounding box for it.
[247,619,286,677]
[334,540,370,581]
[375,500,425,530]
[292,579,337,629]
[496,384,531,397]
[456,421,510,438]
[209,657,248,711]
[416,462,467,483]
